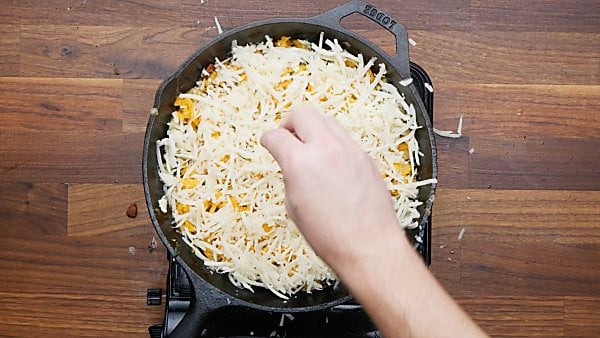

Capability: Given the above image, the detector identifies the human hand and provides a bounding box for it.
[262,106,487,338]
[260,105,407,270]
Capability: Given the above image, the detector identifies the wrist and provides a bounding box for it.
[333,219,414,287]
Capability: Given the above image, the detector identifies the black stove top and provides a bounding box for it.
[147,62,434,338]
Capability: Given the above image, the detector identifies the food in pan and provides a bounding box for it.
[156,34,436,299]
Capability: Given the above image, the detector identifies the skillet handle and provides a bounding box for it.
[308,0,411,78]
[169,264,232,337]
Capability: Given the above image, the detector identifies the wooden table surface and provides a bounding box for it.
[1,0,599,336]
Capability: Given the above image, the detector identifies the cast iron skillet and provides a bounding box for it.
[143,1,437,336]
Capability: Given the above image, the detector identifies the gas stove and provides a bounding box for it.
[147,62,434,338]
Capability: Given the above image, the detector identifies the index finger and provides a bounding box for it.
[281,105,331,143]
[260,127,302,170]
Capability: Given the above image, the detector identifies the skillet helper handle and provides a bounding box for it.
[309,0,411,78]
[169,267,230,338]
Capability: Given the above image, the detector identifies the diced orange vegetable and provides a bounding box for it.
[298,63,308,71]
[390,190,399,197]
[345,59,357,68]
[174,97,194,122]
[191,117,201,131]
[367,69,375,83]
[229,196,239,211]
[275,79,292,91]
[221,154,230,163]
[306,83,314,92]
[181,178,199,189]
[397,143,409,151]
[182,220,196,234]
[275,36,292,47]
[293,39,305,48]
[394,162,412,176]
[211,130,220,139]
[262,223,272,232]
[176,202,190,214]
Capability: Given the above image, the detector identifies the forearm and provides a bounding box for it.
[334,225,487,338]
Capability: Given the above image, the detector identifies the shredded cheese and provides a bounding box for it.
[157,34,436,299]
[214,16,223,34]
[433,115,463,139]
[399,78,413,86]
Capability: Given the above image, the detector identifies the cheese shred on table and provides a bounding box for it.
[157,34,437,299]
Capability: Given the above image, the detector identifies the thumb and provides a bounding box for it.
[260,128,301,169]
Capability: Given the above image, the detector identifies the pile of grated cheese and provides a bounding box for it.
[156,34,437,299]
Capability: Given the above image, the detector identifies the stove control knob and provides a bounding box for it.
[147,288,162,306]
[148,324,163,338]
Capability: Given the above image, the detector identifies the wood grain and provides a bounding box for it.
[408,31,600,85]
[19,25,209,79]
[0,132,143,183]
[0,234,166,296]
[470,0,600,32]
[468,135,600,190]
[20,25,600,87]
[431,189,600,298]
[435,83,600,140]
[0,292,162,337]
[461,242,600,297]
[458,297,565,337]
[434,136,470,189]
[0,235,166,336]
[14,0,182,27]
[181,0,471,30]
[327,29,600,84]
[564,297,600,337]
[433,189,600,245]
[430,219,462,296]
[68,184,151,236]
[0,77,122,131]
[0,25,19,76]
[0,183,67,237]
[123,79,162,132]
